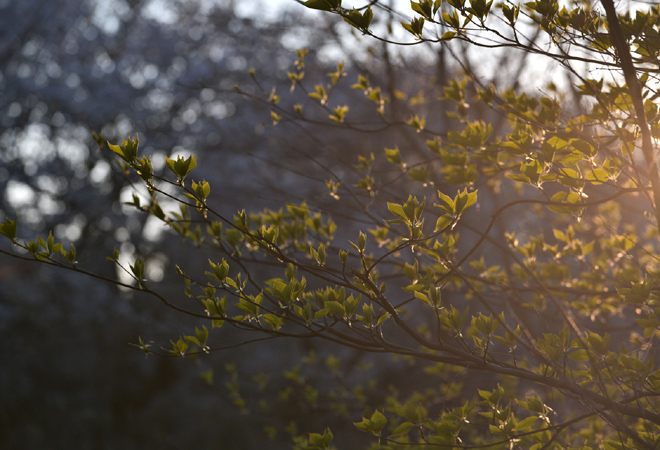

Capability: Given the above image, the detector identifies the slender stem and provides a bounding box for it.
[601,0,660,233]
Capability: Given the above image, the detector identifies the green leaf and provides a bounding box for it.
[401,17,425,38]
[317,243,326,265]
[262,314,284,331]
[63,243,77,265]
[355,410,388,435]
[441,31,456,40]
[571,138,596,157]
[302,0,340,11]
[195,325,208,348]
[308,427,334,449]
[339,249,348,266]
[210,259,229,281]
[388,202,408,220]
[464,190,478,210]
[325,301,345,315]
[0,215,17,242]
[568,349,590,361]
[329,105,349,122]
[389,421,414,437]
[585,168,609,184]
[369,410,387,432]
[130,258,145,283]
[184,334,201,347]
[618,280,653,304]
[455,188,477,214]
[344,7,373,31]
[512,415,539,431]
[560,152,583,166]
[375,312,390,327]
[435,190,455,214]
[47,231,55,252]
[507,173,531,184]
[107,136,139,163]
[434,214,453,232]
[107,142,124,159]
[358,231,366,252]
[547,191,583,214]
[384,147,403,165]
[166,154,197,180]
[414,291,432,306]
[192,179,211,199]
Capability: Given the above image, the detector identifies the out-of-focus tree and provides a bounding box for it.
[9,0,660,448]
[0,0,390,448]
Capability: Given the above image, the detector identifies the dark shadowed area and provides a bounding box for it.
[0,1,439,448]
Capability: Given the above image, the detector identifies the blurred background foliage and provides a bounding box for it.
[0,0,444,448]
[0,0,566,447]
[6,0,660,449]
